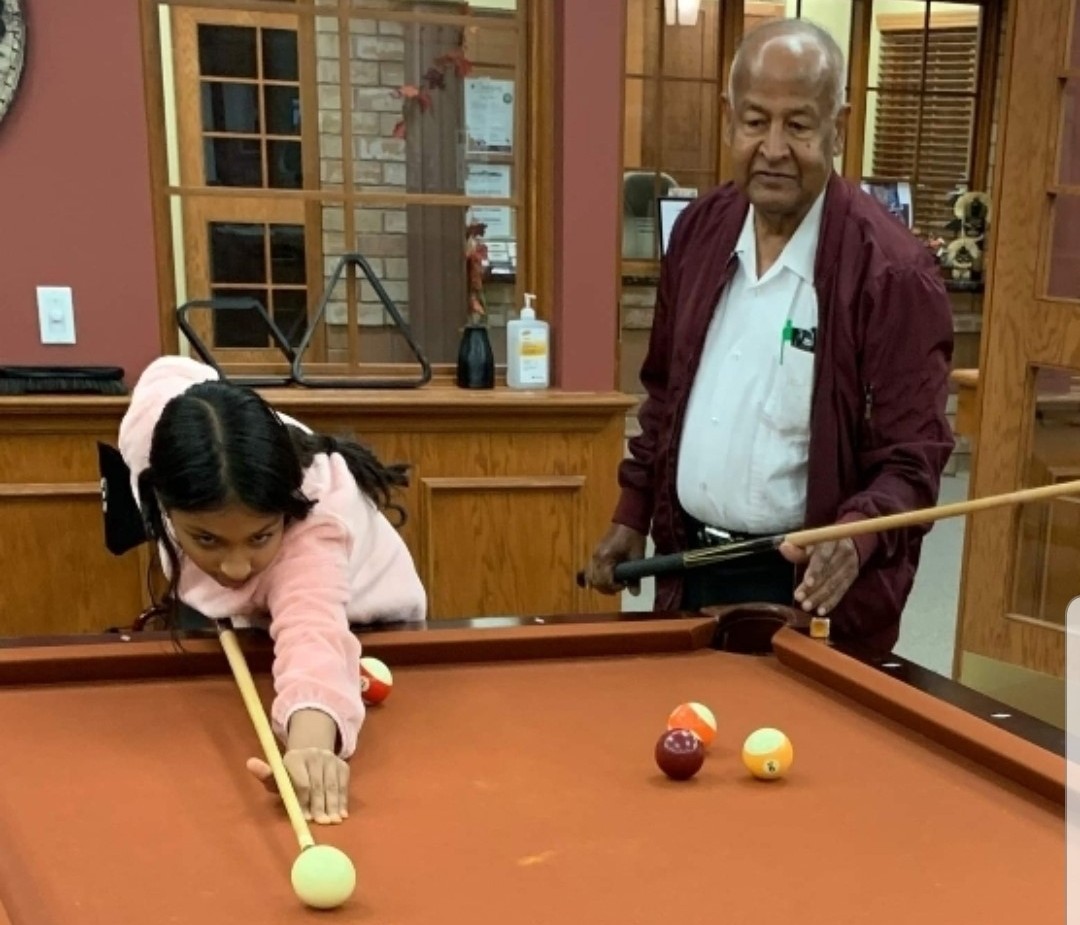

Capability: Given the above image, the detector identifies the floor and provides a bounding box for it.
[621,473,970,678]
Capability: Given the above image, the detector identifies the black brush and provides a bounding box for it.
[0,366,127,395]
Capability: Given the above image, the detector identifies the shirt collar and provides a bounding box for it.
[734,186,827,283]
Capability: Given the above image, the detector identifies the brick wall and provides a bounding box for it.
[316,15,409,362]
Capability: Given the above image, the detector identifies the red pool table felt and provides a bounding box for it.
[0,615,1064,924]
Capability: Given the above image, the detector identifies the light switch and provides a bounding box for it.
[37,286,76,345]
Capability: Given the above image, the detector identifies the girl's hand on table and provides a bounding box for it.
[248,708,349,824]
[247,750,350,825]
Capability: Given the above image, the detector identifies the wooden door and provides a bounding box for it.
[953,0,1080,722]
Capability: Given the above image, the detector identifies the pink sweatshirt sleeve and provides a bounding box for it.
[264,514,365,758]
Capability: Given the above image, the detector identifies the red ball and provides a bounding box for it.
[655,728,705,780]
[359,656,393,705]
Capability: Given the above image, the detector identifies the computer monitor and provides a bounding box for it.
[657,196,694,255]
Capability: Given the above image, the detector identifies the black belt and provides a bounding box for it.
[690,522,769,548]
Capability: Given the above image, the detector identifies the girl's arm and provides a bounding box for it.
[264,515,365,758]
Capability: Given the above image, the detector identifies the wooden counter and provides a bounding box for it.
[0,388,636,636]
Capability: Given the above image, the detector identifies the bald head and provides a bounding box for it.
[729,18,846,118]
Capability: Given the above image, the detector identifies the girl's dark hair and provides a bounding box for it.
[137,380,408,627]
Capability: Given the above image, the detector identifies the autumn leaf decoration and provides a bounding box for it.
[391,45,474,140]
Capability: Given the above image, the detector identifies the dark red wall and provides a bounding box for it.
[0,3,625,391]
[553,0,624,391]
[0,1,161,379]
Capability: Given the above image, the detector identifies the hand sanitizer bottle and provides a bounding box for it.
[507,293,550,389]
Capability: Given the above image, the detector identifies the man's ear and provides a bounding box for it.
[721,94,735,147]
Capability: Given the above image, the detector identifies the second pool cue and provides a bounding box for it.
[217,622,315,852]
[577,477,1080,586]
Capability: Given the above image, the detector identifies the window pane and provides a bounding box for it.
[660,80,718,177]
[866,89,918,178]
[622,170,664,260]
[201,82,260,134]
[869,3,927,92]
[272,289,309,347]
[661,7,718,80]
[624,77,650,170]
[270,225,307,285]
[798,0,853,77]
[204,138,263,187]
[267,140,303,188]
[263,28,299,81]
[1009,365,1080,626]
[264,85,301,136]
[320,18,519,195]
[916,94,974,234]
[666,170,719,197]
[198,25,257,80]
[209,223,265,284]
[210,287,270,348]
[744,0,786,33]
[1061,79,1080,187]
[317,203,518,366]
[1048,193,1080,299]
[626,0,660,76]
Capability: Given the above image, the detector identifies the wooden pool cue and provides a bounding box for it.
[217,622,315,852]
[576,477,1080,587]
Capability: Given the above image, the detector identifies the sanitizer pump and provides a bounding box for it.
[506,293,550,389]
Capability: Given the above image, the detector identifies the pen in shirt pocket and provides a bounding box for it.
[780,319,793,365]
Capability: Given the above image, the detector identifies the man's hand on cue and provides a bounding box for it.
[584,524,647,595]
[779,537,860,616]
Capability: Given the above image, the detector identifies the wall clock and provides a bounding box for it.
[0,0,26,128]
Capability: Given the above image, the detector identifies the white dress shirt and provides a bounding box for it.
[676,191,824,535]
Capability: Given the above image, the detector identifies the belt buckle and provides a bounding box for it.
[702,526,734,546]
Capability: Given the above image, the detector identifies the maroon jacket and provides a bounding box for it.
[614,174,955,652]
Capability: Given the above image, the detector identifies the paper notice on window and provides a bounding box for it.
[466,163,512,239]
[465,77,514,155]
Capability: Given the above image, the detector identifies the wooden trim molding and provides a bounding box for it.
[525,0,556,323]
[420,476,587,491]
[876,11,982,32]
[0,483,101,499]
[843,0,873,181]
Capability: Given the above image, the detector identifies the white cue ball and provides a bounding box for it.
[291,844,357,909]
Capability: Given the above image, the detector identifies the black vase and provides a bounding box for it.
[456,323,495,389]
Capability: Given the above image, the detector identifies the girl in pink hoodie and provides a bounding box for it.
[119,356,426,826]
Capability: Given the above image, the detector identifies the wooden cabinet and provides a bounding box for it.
[0,389,634,636]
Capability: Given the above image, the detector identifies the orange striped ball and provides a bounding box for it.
[666,701,717,747]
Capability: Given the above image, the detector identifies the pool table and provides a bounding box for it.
[0,606,1065,924]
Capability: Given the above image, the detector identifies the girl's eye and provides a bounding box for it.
[251,533,273,546]
[194,535,218,548]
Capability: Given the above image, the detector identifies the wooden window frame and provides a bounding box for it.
[139,0,556,383]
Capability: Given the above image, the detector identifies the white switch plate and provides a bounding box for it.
[37,286,76,345]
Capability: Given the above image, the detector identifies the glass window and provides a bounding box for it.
[863,1,985,237]
[155,1,534,371]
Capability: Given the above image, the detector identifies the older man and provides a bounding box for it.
[584,18,954,653]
